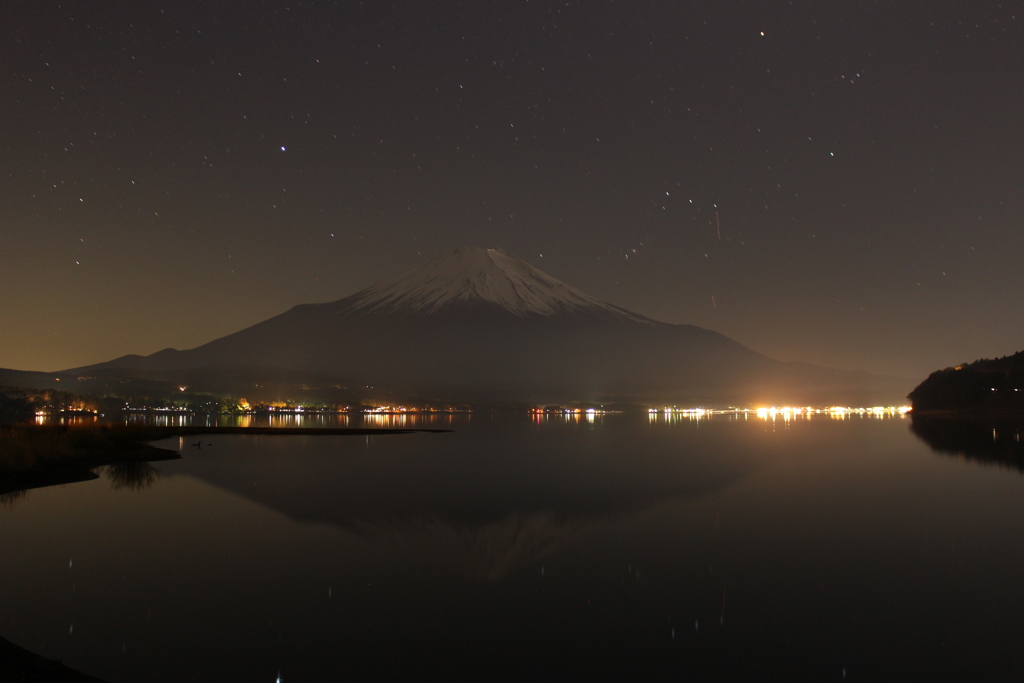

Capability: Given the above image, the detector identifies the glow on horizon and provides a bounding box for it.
[648,406,912,422]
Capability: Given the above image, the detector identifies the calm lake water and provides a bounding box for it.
[3,412,1024,681]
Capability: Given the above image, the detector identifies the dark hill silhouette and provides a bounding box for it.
[60,247,909,405]
[908,350,1024,412]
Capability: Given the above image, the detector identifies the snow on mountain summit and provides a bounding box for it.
[344,247,651,321]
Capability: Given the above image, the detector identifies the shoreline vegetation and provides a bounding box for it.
[904,350,1024,472]
[909,350,1024,413]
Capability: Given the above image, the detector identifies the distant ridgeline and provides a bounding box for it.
[909,351,1024,412]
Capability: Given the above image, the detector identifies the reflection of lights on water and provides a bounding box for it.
[364,413,409,427]
[648,407,710,422]
[751,406,911,421]
[359,411,469,428]
[530,407,616,423]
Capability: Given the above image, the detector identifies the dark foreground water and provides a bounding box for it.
[3,413,1024,682]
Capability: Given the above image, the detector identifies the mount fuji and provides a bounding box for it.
[59,247,909,405]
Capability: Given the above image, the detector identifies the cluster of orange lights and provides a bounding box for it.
[647,406,912,420]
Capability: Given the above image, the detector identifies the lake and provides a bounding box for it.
[2,412,1024,681]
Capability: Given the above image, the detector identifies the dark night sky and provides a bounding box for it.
[2,0,1022,379]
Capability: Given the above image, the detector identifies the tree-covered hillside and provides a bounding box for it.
[909,351,1024,412]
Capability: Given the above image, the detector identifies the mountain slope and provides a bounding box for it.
[345,246,651,321]
[66,247,912,405]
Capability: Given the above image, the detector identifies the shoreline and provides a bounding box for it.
[0,424,450,497]
[0,423,451,680]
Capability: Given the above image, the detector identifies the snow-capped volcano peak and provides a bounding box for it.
[344,247,650,321]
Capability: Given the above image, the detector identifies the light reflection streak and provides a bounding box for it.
[529,407,616,424]
[30,410,471,429]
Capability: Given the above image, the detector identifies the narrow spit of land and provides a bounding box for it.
[0,423,451,497]
[0,423,450,682]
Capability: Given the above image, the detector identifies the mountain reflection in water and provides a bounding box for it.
[160,423,748,580]
[346,511,600,581]
[6,415,1024,682]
